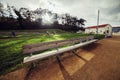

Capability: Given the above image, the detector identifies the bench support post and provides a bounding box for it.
[30,53,32,56]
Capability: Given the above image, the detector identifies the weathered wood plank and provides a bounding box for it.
[23,36,92,49]
[22,36,94,54]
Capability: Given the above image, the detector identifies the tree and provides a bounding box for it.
[77,18,86,27]
[12,6,24,29]
[60,13,71,25]
[0,2,6,22]
[19,8,34,21]
[7,4,13,18]
[0,3,4,17]
[71,16,78,26]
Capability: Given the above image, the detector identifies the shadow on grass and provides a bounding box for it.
[0,40,25,49]
[0,40,25,75]
[0,52,23,75]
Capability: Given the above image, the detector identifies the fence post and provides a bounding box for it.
[79,38,82,43]
[55,43,59,51]
[71,39,74,46]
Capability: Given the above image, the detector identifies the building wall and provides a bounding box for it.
[85,24,112,37]
[106,24,112,36]
[85,27,106,34]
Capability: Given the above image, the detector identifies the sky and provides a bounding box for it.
[1,0,120,27]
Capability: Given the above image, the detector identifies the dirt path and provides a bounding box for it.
[0,36,120,80]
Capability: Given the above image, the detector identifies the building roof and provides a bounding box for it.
[86,24,109,29]
[112,27,120,32]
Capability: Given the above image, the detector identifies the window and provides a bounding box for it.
[103,32,105,34]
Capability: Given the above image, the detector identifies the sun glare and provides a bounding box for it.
[42,13,53,25]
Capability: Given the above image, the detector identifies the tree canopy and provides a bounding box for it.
[0,2,86,32]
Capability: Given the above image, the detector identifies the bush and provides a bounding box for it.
[94,34,105,39]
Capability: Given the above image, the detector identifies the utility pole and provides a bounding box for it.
[97,10,100,34]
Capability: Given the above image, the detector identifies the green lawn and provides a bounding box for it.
[0,32,92,75]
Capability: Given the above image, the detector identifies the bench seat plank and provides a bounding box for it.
[23,36,94,54]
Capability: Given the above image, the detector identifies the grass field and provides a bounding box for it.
[0,31,92,75]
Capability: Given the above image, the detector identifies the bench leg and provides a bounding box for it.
[56,55,60,64]
[24,62,36,80]
[29,62,36,69]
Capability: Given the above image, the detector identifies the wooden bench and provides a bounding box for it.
[23,36,97,64]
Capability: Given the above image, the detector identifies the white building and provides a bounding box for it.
[85,24,112,37]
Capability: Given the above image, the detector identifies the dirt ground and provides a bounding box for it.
[0,36,120,80]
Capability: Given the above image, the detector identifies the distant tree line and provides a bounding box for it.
[0,2,86,32]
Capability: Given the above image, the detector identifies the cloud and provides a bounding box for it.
[53,0,120,26]
[1,0,120,26]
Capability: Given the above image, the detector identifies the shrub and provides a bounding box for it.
[94,34,105,39]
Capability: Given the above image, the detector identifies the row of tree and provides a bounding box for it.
[0,2,86,32]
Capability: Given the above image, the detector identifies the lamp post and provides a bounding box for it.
[97,10,100,34]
